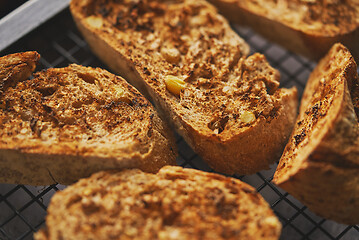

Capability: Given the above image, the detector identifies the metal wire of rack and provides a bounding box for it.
[0,8,358,240]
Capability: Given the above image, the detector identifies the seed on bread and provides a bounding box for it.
[164,75,185,96]
[240,111,256,124]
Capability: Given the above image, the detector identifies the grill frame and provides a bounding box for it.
[0,8,358,240]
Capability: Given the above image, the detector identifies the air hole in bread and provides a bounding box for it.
[72,101,83,109]
[77,72,97,84]
[162,211,180,226]
[36,86,57,97]
[82,202,101,216]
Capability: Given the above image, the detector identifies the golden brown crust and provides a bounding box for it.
[0,52,176,185]
[273,43,359,224]
[70,0,298,175]
[35,166,281,240]
[208,0,359,61]
[0,51,40,93]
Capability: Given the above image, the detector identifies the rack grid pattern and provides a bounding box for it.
[0,9,358,240]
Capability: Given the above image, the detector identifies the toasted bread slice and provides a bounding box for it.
[273,43,359,224]
[70,0,298,175]
[0,52,176,185]
[34,166,281,240]
[0,51,40,93]
[207,0,359,62]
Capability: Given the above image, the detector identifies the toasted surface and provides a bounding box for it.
[70,0,298,174]
[0,52,176,185]
[35,166,281,240]
[273,43,359,224]
[208,0,359,61]
[0,51,40,93]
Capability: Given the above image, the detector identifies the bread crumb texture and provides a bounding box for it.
[0,52,176,184]
[35,166,281,240]
[1,64,149,148]
[235,0,359,35]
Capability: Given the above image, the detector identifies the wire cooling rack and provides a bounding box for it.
[0,8,358,240]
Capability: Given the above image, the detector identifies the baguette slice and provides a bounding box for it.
[273,43,359,224]
[0,51,39,93]
[34,166,282,240]
[0,52,176,185]
[70,0,298,175]
[207,0,359,62]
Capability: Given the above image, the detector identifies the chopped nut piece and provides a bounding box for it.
[164,75,185,96]
[161,47,180,64]
[85,16,103,28]
[240,111,256,124]
[82,188,92,196]
[113,86,124,98]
